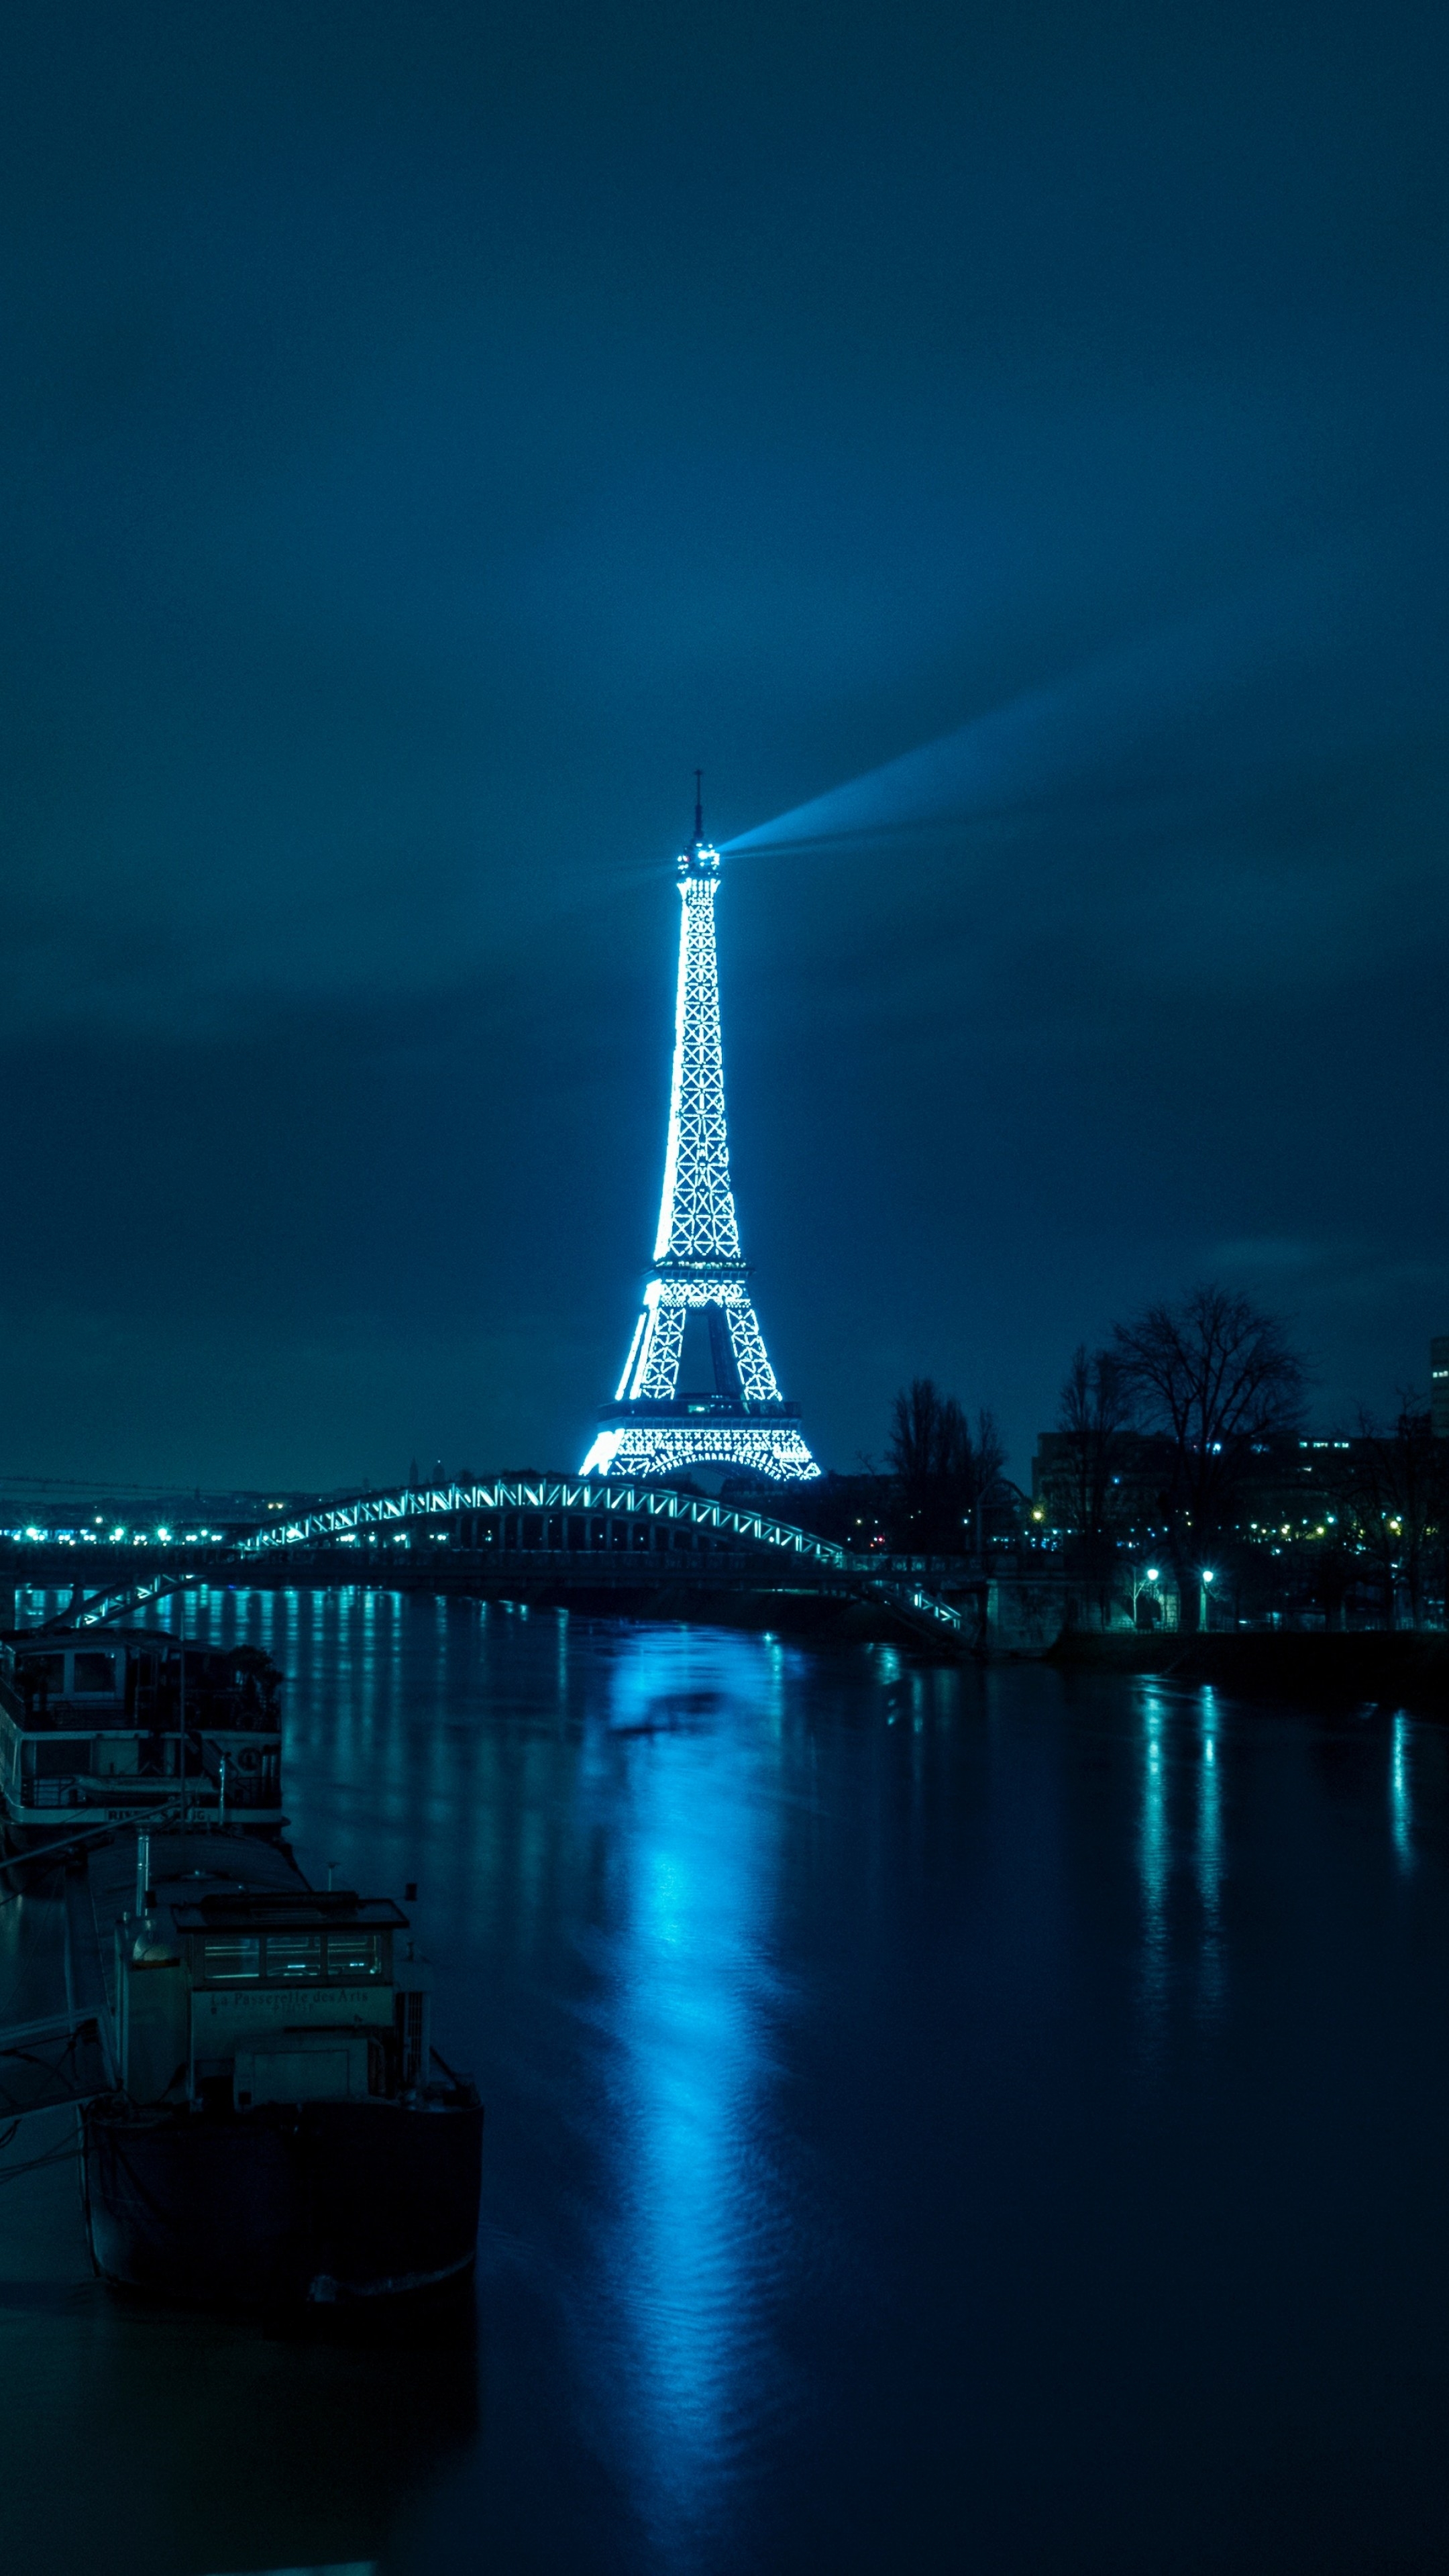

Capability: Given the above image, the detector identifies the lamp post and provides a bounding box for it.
[1200,1568,1216,1633]
[1132,1564,1163,1628]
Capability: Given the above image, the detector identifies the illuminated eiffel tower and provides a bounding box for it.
[582,788,820,1483]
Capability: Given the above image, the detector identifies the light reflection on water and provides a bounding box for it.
[2,1593,1449,2573]
[1197,1688,1224,2016]
[1391,1709,1414,1871]
[1136,1685,1234,2031]
[599,1630,795,2534]
[1138,1690,1169,2027]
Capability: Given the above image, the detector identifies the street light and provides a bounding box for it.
[1201,1568,1216,1632]
[1132,1564,1164,1628]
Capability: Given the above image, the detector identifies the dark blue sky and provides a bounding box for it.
[0,0,1445,1487]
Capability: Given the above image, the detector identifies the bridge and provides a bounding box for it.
[36,1477,964,1647]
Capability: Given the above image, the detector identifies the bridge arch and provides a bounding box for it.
[232,1477,852,1572]
[48,1479,962,1644]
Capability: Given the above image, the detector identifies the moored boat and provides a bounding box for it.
[0,1628,284,1845]
[80,1824,483,2308]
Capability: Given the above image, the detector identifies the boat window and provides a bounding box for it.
[203,1937,261,1981]
[265,1933,323,1980]
[30,1737,84,1777]
[325,1932,381,1980]
[19,1654,65,1700]
[72,1653,117,1696]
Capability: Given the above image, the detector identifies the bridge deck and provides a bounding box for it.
[13,1478,965,1646]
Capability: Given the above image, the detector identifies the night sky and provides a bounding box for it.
[1,1,1446,1489]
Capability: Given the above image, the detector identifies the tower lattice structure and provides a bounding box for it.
[581,803,819,1484]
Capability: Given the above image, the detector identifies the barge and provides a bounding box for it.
[81,1826,482,2308]
[0,1627,283,1843]
[0,1609,483,2310]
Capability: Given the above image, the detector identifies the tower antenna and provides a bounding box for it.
[694,769,704,843]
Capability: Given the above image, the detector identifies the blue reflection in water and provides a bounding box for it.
[1197,1690,1224,2017]
[1139,1690,1169,2025]
[1391,1711,1414,1872]
[360,1585,377,1733]
[13,1593,1449,2575]
[1139,1687,1235,2028]
[600,1626,794,2531]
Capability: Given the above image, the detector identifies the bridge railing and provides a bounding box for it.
[867,1578,963,1633]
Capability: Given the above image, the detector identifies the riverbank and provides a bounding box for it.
[1044,1627,1449,1713]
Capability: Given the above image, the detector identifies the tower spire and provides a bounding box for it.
[580,802,819,1485]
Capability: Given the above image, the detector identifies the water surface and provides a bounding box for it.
[2,1589,1448,2574]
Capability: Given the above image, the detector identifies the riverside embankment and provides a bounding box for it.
[1044,1626,1449,1713]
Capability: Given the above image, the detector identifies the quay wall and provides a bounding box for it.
[5,1548,1447,1704]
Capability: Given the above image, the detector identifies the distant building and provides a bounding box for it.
[1432,1336,1449,1438]
[752,1469,892,1553]
[1028,1430,1359,1548]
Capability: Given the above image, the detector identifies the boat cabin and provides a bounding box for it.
[0,1630,283,1835]
[119,1872,431,2110]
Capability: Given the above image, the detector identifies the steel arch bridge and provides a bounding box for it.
[42,1477,962,1643]
[233,1476,849,1568]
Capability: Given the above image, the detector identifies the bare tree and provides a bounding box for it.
[1056,1345,1134,1619]
[1329,1402,1446,1630]
[1057,1346,1134,1544]
[963,1408,1008,1555]
[888,1379,964,1552]
[888,1379,1006,1556]
[1111,1285,1305,1629]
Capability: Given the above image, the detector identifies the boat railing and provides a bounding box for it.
[26,1776,83,1809]
[129,1688,279,1731]
[200,1768,277,1812]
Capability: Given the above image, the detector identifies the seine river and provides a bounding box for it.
[3,1587,1449,2574]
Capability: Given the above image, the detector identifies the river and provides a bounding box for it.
[2,1585,1448,2574]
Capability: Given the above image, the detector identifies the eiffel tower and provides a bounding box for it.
[581,788,820,1484]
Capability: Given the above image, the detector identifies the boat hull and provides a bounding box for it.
[84,2092,482,2308]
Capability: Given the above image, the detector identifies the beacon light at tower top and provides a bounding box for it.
[580,791,820,1484]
